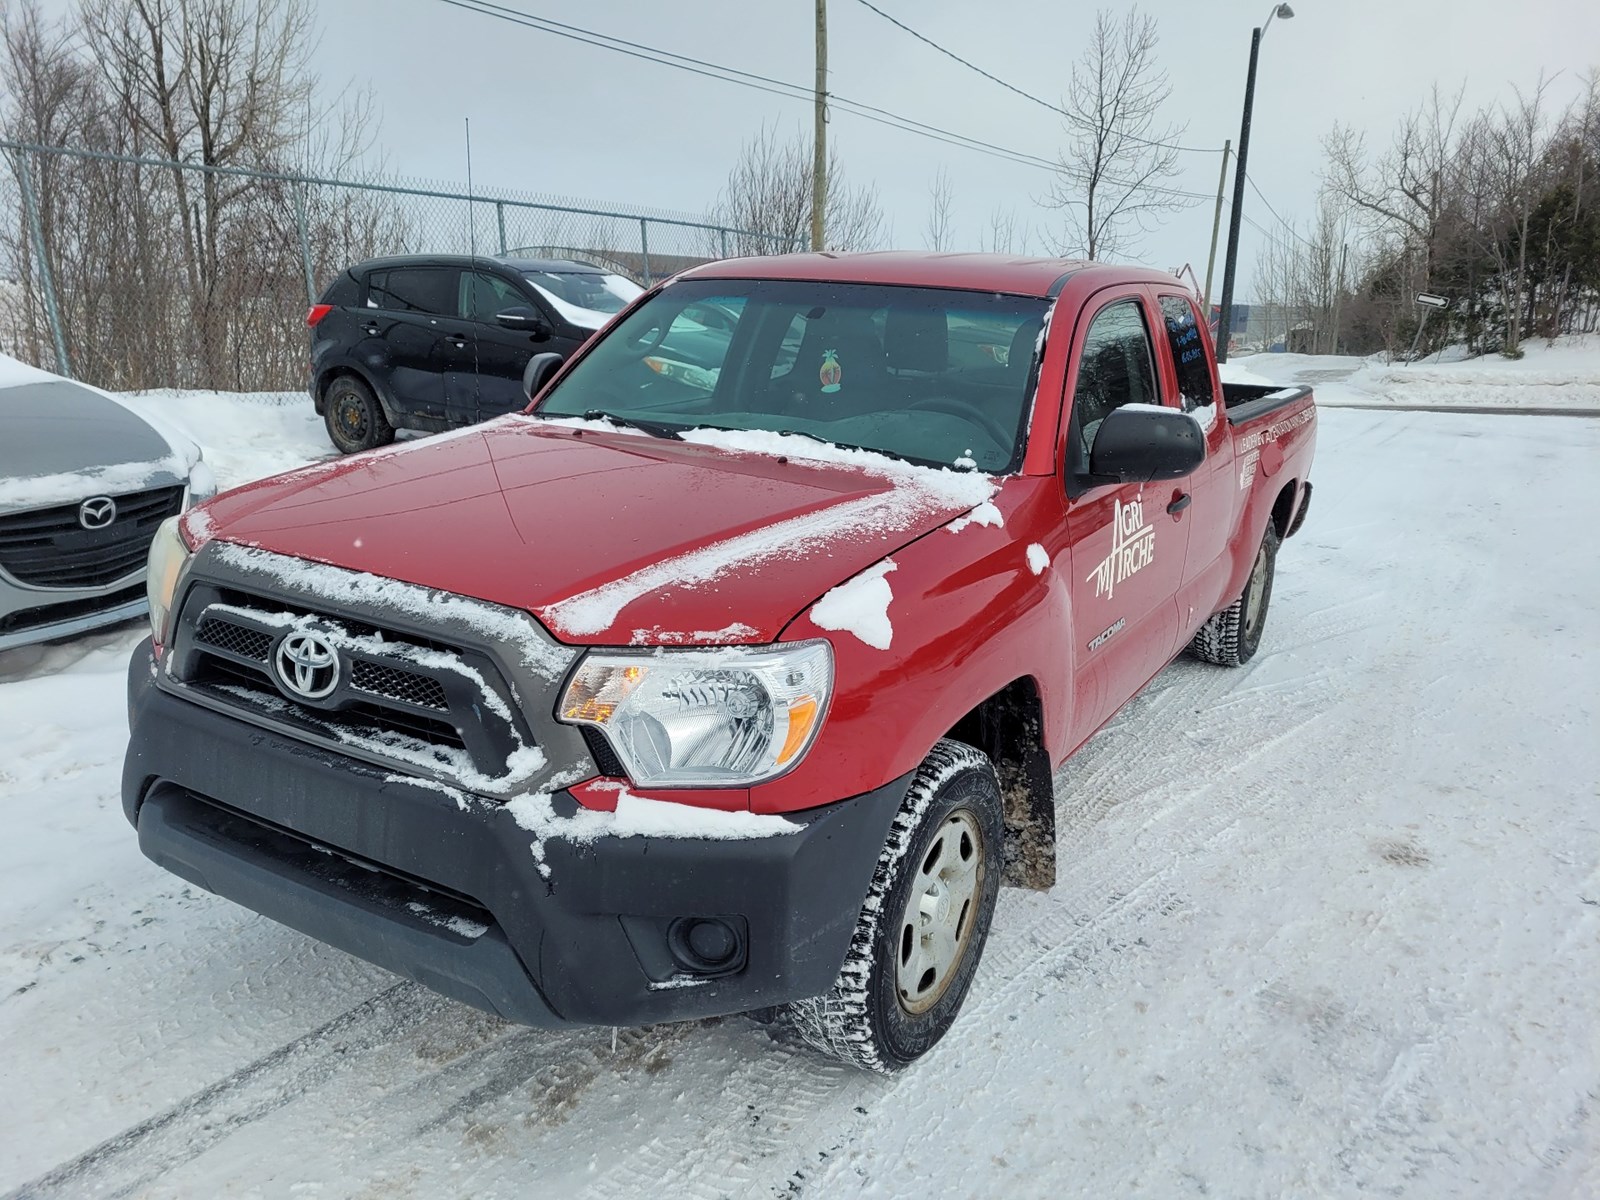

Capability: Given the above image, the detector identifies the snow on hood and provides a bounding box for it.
[195,419,998,645]
[0,360,198,511]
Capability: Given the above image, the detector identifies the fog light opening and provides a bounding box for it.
[668,917,746,975]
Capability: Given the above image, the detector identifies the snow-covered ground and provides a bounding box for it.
[1,367,1597,1197]
[1229,335,1600,411]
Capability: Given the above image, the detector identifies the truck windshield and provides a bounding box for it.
[536,279,1048,472]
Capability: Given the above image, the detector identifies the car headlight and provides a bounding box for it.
[146,516,191,644]
[187,456,217,505]
[558,641,833,787]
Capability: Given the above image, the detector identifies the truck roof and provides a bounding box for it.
[677,251,1182,298]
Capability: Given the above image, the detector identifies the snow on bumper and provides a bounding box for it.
[122,641,906,1027]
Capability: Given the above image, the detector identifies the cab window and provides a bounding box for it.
[1158,294,1217,412]
[1070,298,1160,475]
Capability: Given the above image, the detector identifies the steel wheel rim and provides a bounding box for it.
[1245,544,1269,637]
[895,809,983,1015]
[336,393,368,440]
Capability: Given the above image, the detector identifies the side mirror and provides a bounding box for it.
[496,306,551,340]
[522,352,565,401]
[1088,405,1204,484]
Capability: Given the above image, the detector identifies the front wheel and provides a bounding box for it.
[323,375,395,454]
[1190,524,1279,666]
[782,739,1004,1072]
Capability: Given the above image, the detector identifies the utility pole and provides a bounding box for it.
[1202,139,1231,310]
[812,0,827,252]
[1215,26,1261,363]
[1328,241,1348,355]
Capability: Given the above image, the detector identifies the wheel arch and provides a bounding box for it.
[1270,479,1300,540]
[943,676,1056,891]
[316,363,399,425]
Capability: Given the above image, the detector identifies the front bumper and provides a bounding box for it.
[0,577,148,651]
[123,640,906,1027]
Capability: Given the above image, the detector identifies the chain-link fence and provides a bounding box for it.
[0,140,799,394]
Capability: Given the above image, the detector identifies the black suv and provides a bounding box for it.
[307,255,644,453]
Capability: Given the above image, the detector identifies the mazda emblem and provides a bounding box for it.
[274,631,341,700]
[78,496,117,529]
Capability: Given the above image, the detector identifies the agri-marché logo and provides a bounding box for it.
[1085,496,1155,600]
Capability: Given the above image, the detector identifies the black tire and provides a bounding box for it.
[782,739,1004,1073]
[323,375,395,454]
[1190,524,1279,666]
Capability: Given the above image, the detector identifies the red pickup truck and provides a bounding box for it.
[124,253,1315,1072]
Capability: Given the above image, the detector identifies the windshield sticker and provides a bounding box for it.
[819,349,842,393]
[1085,496,1155,600]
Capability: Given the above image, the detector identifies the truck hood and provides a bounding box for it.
[198,418,994,645]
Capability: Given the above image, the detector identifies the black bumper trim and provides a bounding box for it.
[124,639,911,1028]
[138,784,563,1026]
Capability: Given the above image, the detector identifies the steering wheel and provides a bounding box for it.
[906,395,1013,448]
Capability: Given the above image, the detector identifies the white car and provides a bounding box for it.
[0,358,214,651]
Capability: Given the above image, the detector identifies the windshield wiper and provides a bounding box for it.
[579,409,684,440]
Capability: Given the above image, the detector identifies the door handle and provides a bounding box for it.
[1167,492,1191,515]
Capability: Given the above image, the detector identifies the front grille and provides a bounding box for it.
[175,587,528,789]
[197,616,275,661]
[0,485,184,588]
[350,660,450,711]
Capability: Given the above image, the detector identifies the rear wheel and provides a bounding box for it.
[782,739,1004,1072]
[1190,524,1279,666]
[323,375,394,454]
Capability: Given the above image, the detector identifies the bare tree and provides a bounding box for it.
[1044,9,1190,260]
[983,205,1029,255]
[924,166,954,250]
[710,123,884,256]
[1,0,403,390]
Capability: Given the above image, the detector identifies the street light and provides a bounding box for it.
[1214,3,1295,363]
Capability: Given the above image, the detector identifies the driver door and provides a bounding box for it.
[1064,293,1190,736]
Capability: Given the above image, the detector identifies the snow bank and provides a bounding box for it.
[1217,360,1276,386]
[0,352,58,387]
[811,559,897,650]
[1343,335,1600,409]
[115,389,331,491]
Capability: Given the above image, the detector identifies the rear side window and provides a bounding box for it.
[1159,295,1217,411]
[368,267,457,316]
[319,271,360,307]
[1071,298,1160,473]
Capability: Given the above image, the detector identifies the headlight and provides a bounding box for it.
[187,456,217,504]
[146,516,191,644]
[558,641,833,787]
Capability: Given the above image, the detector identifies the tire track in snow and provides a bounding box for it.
[582,655,1344,1199]
[8,614,1357,1200]
[1,983,429,1200]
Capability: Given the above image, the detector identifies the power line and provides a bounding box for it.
[849,0,1224,156]
[434,0,1218,206]
[1244,172,1316,248]
[432,0,1054,171]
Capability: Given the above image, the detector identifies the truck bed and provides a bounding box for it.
[1222,381,1313,426]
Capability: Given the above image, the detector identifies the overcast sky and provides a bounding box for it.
[50,0,1600,295]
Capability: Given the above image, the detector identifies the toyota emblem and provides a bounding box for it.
[274,631,341,700]
[78,496,117,529]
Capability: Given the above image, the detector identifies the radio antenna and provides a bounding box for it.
[465,117,477,261]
